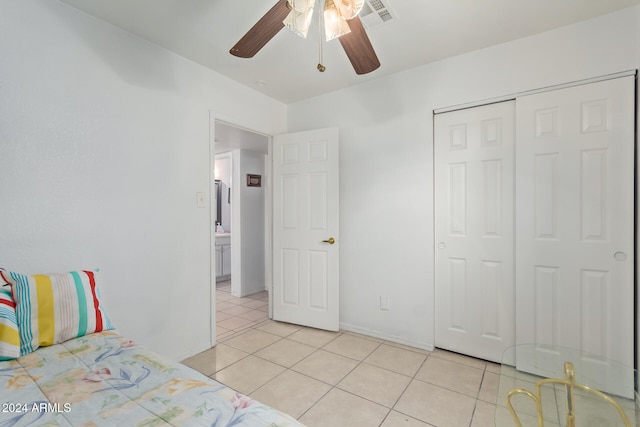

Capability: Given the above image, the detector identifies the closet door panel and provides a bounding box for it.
[515,76,635,397]
[435,101,515,363]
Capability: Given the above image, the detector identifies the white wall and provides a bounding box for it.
[0,0,286,360]
[287,6,640,350]
[231,150,266,297]
[1,1,637,361]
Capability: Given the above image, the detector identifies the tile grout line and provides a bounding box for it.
[213,332,496,426]
[219,323,490,424]
[218,321,401,422]
[379,348,443,426]
[295,339,386,423]
[210,286,499,426]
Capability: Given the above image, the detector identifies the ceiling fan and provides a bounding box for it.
[230,0,380,75]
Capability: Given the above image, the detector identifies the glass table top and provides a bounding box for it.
[495,345,639,426]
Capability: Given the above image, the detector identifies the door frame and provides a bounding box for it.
[434,70,636,115]
[209,112,274,346]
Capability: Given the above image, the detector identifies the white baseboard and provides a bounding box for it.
[173,340,213,363]
[339,322,435,352]
[238,286,266,298]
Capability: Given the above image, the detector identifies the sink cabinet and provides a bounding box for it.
[215,234,231,282]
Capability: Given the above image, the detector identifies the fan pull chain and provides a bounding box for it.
[317,0,326,72]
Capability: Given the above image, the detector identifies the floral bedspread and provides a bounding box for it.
[0,331,304,426]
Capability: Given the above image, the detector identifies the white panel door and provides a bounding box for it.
[515,76,635,397]
[272,128,339,331]
[435,101,515,362]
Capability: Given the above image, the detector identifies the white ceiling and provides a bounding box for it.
[59,0,640,104]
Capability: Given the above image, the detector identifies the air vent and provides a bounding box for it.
[359,0,396,28]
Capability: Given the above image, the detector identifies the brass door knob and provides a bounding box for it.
[322,237,335,244]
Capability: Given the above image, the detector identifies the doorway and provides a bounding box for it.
[213,120,271,341]
[210,122,342,343]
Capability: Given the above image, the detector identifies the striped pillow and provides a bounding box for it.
[4,270,113,356]
[0,270,20,360]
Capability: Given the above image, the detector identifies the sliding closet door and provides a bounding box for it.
[434,101,515,363]
[515,76,635,397]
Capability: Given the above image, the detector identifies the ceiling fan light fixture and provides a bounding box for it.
[324,0,351,41]
[231,0,380,75]
[334,0,365,20]
[284,0,315,38]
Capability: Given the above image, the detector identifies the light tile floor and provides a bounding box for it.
[182,282,502,427]
[214,281,270,341]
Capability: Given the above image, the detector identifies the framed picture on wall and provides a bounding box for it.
[246,174,261,187]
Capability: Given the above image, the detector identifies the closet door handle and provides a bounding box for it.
[614,251,627,261]
[322,237,335,245]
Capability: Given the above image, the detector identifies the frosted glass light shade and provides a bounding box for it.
[284,0,315,38]
[324,0,351,41]
[333,0,365,20]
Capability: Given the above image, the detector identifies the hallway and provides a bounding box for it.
[215,280,269,341]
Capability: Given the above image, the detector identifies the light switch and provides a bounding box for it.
[196,192,206,208]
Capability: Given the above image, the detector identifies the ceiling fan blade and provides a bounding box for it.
[339,16,380,75]
[230,0,291,58]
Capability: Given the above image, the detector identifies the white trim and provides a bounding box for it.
[265,137,274,320]
[339,322,435,352]
[434,70,637,114]
[213,118,272,140]
[208,110,217,348]
[230,149,241,297]
[636,76,640,379]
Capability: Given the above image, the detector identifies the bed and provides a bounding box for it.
[0,269,305,426]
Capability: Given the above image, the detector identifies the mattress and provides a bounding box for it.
[0,330,304,426]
